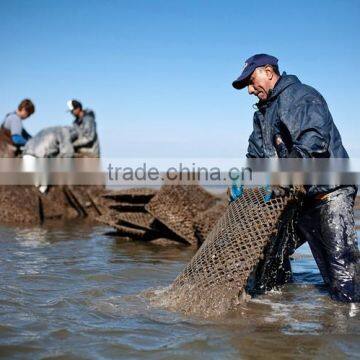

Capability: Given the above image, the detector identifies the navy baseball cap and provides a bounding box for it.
[232,54,278,90]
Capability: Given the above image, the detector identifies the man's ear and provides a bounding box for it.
[265,65,273,80]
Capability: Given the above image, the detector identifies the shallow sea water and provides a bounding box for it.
[0,218,359,359]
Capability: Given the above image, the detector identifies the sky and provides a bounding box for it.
[0,0,359,158]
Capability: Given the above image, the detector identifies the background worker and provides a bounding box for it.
[0,99,35,156]
[232,54,359,303]
[67,99,100,157]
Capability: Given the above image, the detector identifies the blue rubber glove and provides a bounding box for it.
[229,183,244,203]
[11,134,27,146]
[263,185,272,202]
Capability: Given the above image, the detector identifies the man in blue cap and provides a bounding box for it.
[232,54,359,303]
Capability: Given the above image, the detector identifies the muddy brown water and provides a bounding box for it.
[0,216,359,359]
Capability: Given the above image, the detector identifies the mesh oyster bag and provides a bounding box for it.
[193,202,227,244]
[155,187,302,317]
[97,209,163,240]
[146,185,217,245]
[102,188,158,202]
[113,211,155,230]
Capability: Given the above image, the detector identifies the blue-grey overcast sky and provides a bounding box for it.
[0,0,359,157]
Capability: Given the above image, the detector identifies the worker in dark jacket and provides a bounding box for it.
[67,99,100,157]
[232,54,359,302]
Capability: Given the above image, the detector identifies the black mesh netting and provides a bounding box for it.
[149,187,303,317]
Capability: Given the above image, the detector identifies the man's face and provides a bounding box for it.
[247,67,273,101]
[72,108,82,117]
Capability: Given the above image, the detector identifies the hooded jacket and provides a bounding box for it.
[72,109,100,157]
[246,73,351,195]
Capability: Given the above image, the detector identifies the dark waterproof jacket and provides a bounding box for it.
[246,73,350,195]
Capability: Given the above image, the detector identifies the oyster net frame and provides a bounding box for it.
[156,187,302,317]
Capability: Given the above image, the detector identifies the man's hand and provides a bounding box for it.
[272,186,291,198]
[274,134,289,158]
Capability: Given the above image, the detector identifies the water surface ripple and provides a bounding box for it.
[0,220,359,359]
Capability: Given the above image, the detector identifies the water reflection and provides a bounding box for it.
[16,227,50,248]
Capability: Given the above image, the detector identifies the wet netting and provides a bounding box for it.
[194,202,227,244]
[0,185,107,224]
[102,188,157,202]
[112,212,155,230]
[146,185,217,245]
[97,210,155,233]
[153,187,303,317]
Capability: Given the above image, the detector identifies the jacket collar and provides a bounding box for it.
[256,72,300,109]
